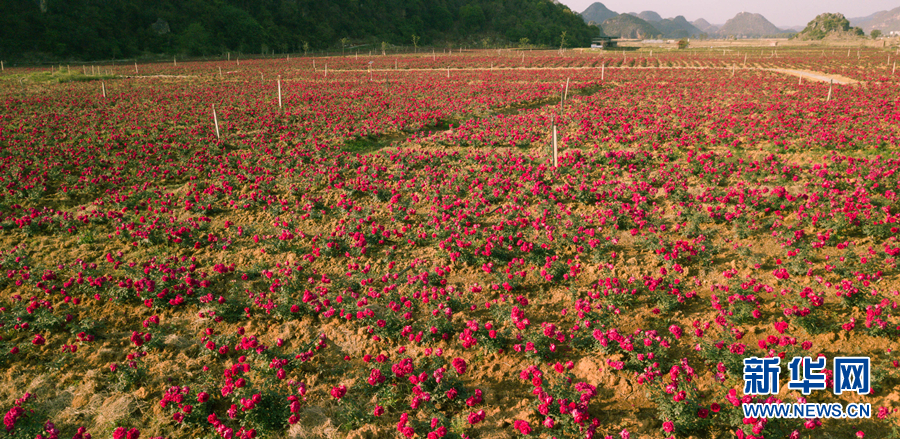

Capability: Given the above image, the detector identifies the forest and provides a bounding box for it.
[0,0,597,61]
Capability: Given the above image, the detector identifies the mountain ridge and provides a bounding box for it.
[580,2,618,26]
[850,7,900,33]
[717,12,788,37]
[601,13,660,39]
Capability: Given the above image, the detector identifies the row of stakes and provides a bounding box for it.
[5,45,899,77]
[67,56,846,143]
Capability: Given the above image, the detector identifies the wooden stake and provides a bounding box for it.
[564,77,569,102]
[174,56,176,66]
[101,81,106,98]
[1,60,3,71]
[743,54,747,66]
[227,52,230,61]
[732,64,735,77]
[134,62,138,74]
[893,62,896,75]
[827,79,832,102]
[799,75,802,85]
[552,125,558,168]
[325,64,327,77]
[447,66,450,78]
[602,63,605,81]
[218,67,222,77]
[212,105,220,140]
[83,65,86,75]
[277,76,282,109]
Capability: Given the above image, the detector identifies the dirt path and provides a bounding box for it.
[304,65,858,84]
[766,68,857,84]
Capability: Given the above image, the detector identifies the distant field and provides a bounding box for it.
[1,47,899,439]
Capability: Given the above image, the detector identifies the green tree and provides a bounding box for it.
[180,22,213,56]
[412,34,420,52]
[871,29,882,39]
[677,38,689,49]
[460,4,486,32]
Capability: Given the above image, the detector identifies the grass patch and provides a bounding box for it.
[342,136,398,154]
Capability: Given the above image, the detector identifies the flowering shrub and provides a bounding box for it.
[0,48,898,437]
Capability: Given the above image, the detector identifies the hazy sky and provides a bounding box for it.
[558,0,899,27]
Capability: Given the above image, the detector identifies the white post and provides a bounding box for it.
[601,63,605,81]
[395,59,397,70]
[552,125,558,168]
[743,54,747,66]
[134,62,138,74]
[799,75,802,85]
[447,66,450,78]
[212,105,220,140]
[893,62,896,75]
[564,77,569,101]
[827,79,832,102]
[218,66,222,77]
[522,52,524,64]
[313,59,316,70]
[174,56,176,66]
[277,76,282,109]
[101,81,106,98]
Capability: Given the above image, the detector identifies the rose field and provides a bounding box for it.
[1,46,900,439]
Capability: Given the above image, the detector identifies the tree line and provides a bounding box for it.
[0,0,597,61]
